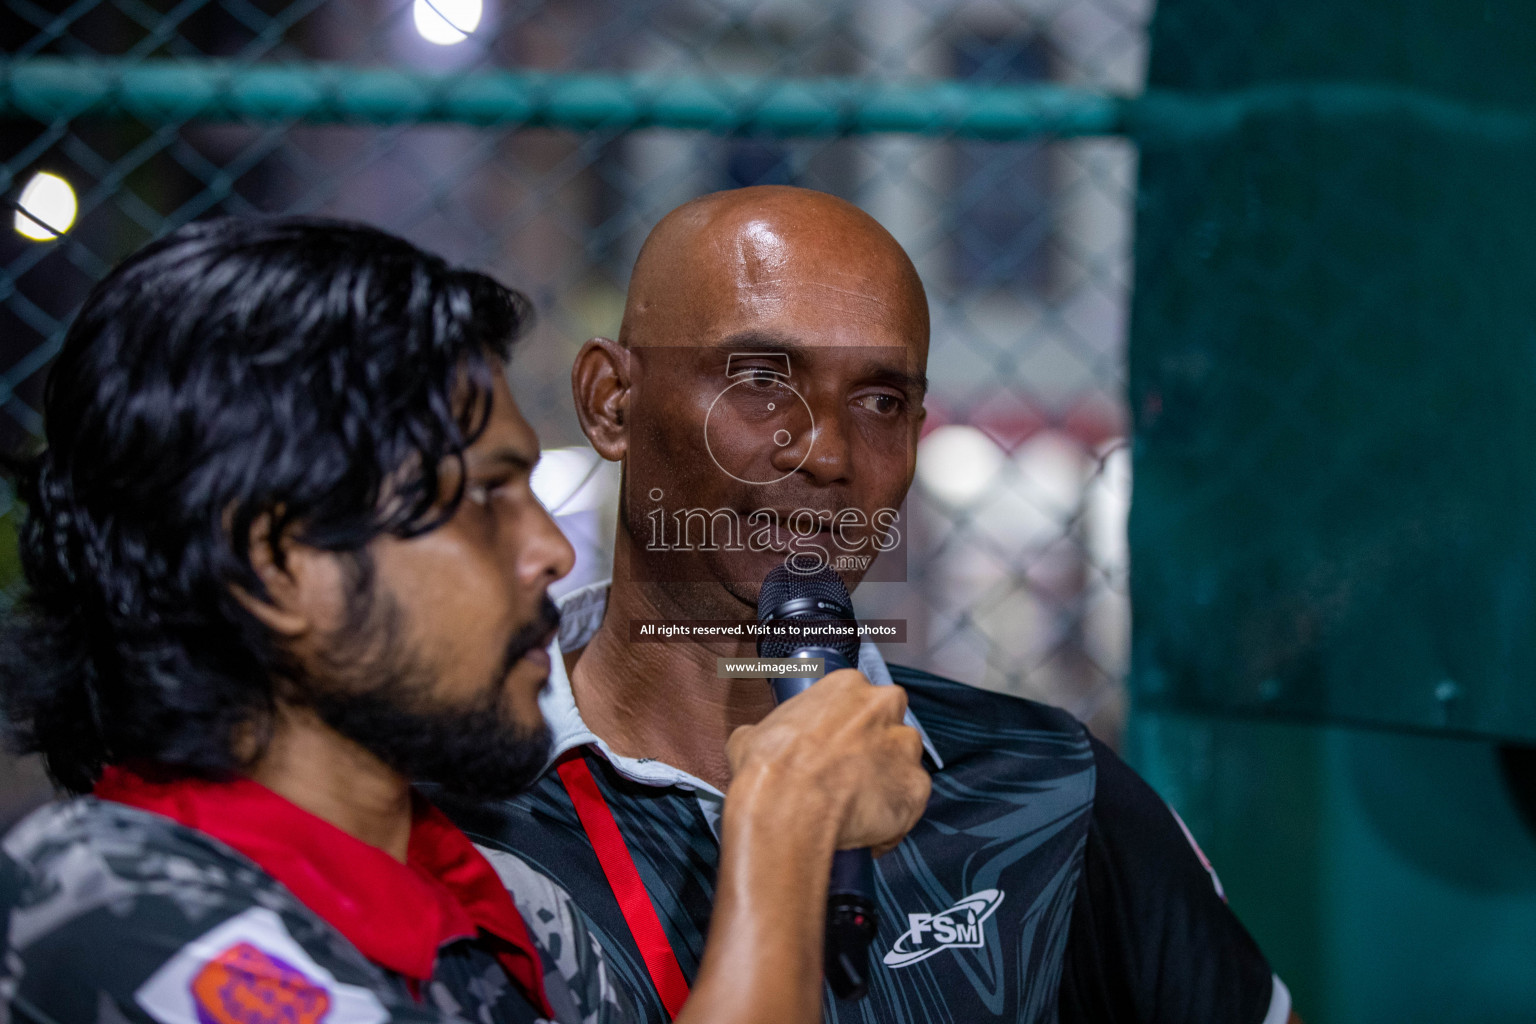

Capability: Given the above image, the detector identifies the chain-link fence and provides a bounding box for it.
[0,0,1149,808]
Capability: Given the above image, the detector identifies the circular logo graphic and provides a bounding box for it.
[704,356,815,486]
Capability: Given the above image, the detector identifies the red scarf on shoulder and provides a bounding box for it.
[96,766,552,1017]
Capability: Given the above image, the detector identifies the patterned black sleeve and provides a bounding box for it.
[0,801,460,1024]
[1057,735,1279,1024]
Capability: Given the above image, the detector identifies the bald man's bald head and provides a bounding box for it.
[619,186,928,352]
[571,185,928,610]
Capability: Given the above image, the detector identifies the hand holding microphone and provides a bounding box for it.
[723,564,929,1000]
[725,666,928,855]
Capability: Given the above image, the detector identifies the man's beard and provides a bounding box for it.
[304,562,559,800]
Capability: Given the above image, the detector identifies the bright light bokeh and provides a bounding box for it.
[531,446,608,515]
[412,0,482,44]
[13,172,78,241]
[916,425,1006,507]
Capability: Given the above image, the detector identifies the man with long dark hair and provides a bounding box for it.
[0,217,930,1024]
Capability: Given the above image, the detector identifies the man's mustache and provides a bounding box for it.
[726,497,855,518]
[499,596,562,679]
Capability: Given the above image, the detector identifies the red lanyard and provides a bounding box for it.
[557,756,692,1020]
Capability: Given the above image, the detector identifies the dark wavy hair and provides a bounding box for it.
[0,217,531,793]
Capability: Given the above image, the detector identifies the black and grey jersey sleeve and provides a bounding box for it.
[0,800,526,1024]
[476,844,642,1024]
[1057,735,1290,1024]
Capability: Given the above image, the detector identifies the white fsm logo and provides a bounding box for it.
[882,889,1005,968]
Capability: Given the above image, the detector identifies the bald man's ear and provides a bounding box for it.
[572,337,632,461]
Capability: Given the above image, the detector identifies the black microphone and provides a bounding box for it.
[757,563,878,1002]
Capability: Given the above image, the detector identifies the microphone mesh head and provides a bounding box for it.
[759,564,853,616]
[757,564,860,663]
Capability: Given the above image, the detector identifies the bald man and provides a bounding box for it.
[442,187,1299,1024]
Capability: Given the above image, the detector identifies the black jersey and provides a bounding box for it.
[443,653,1288,1024]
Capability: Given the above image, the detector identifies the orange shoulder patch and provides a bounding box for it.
[190,941,333,1024]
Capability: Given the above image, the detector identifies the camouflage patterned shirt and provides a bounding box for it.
[0,778,638,1024]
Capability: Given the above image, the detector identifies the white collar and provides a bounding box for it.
[538,581,944,799]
